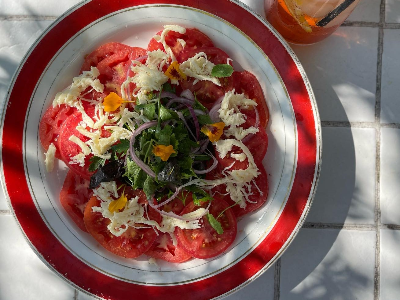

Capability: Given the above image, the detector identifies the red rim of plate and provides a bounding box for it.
[1,0,321,299]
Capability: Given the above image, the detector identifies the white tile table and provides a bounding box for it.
[0,0,398,299]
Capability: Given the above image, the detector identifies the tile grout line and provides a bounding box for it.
[0,15,57,21]
[373,1,386,300]
[273,258,281,300]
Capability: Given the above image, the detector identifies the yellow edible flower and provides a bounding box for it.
[153,144,176,161]
[103,92,135,112]
[164,61,187,82]
[201,122,225,143]
[108,192,128,213]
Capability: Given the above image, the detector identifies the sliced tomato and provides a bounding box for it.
[209,161,269,218]
[147,28,214,59]
[39,104,77,159]
[146,232,192,263]
[243,126,268,163]
[59,170,92,232]
[58,111,94,180]
[84,189,161,258]
[232,71,269,128]
[175,198,237,259]
[81,42,146,95]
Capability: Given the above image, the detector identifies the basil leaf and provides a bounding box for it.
[207,213,223,234]
[88,156,106,172]
[211,64,234,78]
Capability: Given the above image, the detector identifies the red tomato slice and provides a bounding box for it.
[146,232,192,263]
[175,198,237,259]
[81,42,146,95]
[232,71,270,128]
[209,161,269,218]
[59,170,92,232]
[177,47,233,110]
[84,189,161,258]
[58,111,94,180]
[147,28,214,59]
[39,104,77,159]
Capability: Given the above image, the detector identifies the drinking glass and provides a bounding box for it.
[265,0,362,44]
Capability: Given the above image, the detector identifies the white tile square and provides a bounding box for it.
[306,127,376,224]
[380,229,400,300]
[380,128,400,225]
[0,20,52,210]
[347,0,381,23]
[0,215,75,300]
[381,29,400,124]
[280,228,376,300]
[292,27,378,123]
[0,0,81,16]
[386,0,400,23]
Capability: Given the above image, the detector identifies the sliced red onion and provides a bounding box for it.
[193,152,218,174]
[152,187,182,209]
[194,109,206,116]
[209,96,224,123]
[193,138,209,154]
[180,89,195,101]
[186,104,200,140]
[176,111,196,140]
[148,198,211,221]
[166,97,195,108]
[129,121,158,178]
[160,91,177,99]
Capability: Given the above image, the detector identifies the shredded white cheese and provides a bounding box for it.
[44,143,56,172]
[153,25,186,61]
[179,52,220,86]
[53,67,104,107]
[218,90,259,140]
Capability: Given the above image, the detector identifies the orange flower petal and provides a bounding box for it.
[109,192,128,213]
[153,144,176,161]
[103,92,124,112]
[165,61,187,82]
[201,122,225,143]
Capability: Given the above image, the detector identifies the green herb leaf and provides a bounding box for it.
[184,185,213,205]
[197,114,213,126]
[110,139,130,154]
[194,154,211,161]
[211,64,234,78]
[124,158,147,189]
[162,82,176,94]
[159,105,178,121]
[143,176,157,200]
[88,156,106,172]
[207,213,223,234]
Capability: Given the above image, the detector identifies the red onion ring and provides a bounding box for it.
[180,89,195,101]
[129,121,158,178]
[160,91,177,99]
[166,97,195,108]
[193,151,218,174]
[148,198,211,221]
[209,96,224,123]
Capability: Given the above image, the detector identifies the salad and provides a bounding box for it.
[40,25,269,263]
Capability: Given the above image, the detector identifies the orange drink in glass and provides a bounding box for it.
[265,0,361,44]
